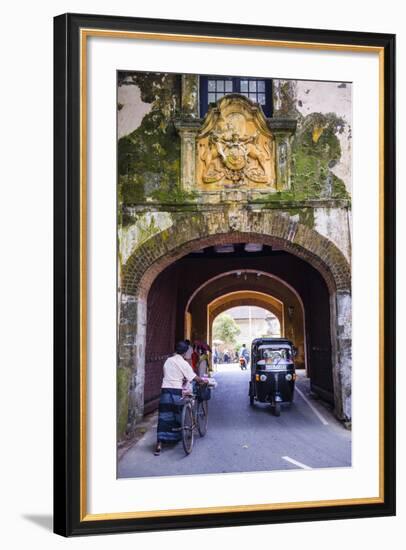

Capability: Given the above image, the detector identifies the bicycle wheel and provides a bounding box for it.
[181,402,194,455]
[197,400,208,437]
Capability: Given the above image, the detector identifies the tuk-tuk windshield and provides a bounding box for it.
[257,345,292,363]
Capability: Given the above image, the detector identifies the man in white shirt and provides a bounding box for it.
[161,352,196,390]
[155,341,207,455]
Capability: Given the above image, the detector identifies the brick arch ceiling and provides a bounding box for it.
[211,298,281,321]
[208,291,283,326]
[122,210,351,297]
[185,270,303,314]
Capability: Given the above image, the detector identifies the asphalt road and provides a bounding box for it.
[118,364,351,478]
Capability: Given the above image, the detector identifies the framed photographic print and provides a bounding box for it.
[53,13,396,536]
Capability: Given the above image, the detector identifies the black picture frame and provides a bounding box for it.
[54,12,396,537]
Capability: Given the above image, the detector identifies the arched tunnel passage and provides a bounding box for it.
[140,243,331,417]
[118,212,351,438]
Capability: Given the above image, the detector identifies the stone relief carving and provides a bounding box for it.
[196,95,276,189]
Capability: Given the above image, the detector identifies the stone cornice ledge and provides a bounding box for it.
[267,117,297,134]
[123,198,351,214]
[173,118,202,132]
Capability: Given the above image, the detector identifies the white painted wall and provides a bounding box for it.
[117,83,152,138]
[314,207,352,261]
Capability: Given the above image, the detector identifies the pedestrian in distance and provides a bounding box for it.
[239,343,250,365]
[239,343,250,370]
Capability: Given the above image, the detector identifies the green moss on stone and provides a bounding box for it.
[117,73,350,208]
[273,80,300,118]
[150,186,198,204]
[288,208,315,228]
[329,173,349,199]
[121,211,135,227]
[118,73,181,206]
[250,190,315,203]
[135,215,161,243]
[182,75,199,117]
[117,367,131,438]
[290,112,350,200]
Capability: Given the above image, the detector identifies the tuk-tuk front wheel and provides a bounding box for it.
[273,402,281,417]
[249,382,254,406]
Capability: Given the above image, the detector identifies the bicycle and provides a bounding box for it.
[180,390,209,455]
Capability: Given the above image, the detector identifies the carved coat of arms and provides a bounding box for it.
[196,95,276,188]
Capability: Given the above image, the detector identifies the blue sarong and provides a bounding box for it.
[157,388,183,442]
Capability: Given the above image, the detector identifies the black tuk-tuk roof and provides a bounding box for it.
[251,338,294,348]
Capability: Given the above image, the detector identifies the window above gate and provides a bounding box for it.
[200,76,273,117]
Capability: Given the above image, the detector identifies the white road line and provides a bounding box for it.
[282,456,312,470]
[295,386,329,426]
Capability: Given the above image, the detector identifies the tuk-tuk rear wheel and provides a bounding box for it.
[249,395,254,406]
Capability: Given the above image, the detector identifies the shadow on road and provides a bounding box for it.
[117,364,351,478]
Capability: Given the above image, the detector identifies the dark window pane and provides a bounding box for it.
[240,80,248,92]
[201,76,272,117]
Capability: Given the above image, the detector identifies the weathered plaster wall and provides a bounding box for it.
[314,207,351,261]
[273,79,352,198]
[117,74,352,264]
[295,81,352,192]
[118,74,352,206]
[119,211,173,266]
[120,203,352,273]
[117,82,152,139]
[117,72,182,206]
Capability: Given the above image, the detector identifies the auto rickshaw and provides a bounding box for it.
[249,338,296,416]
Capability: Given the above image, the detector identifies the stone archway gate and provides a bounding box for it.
[118,208,351,438]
